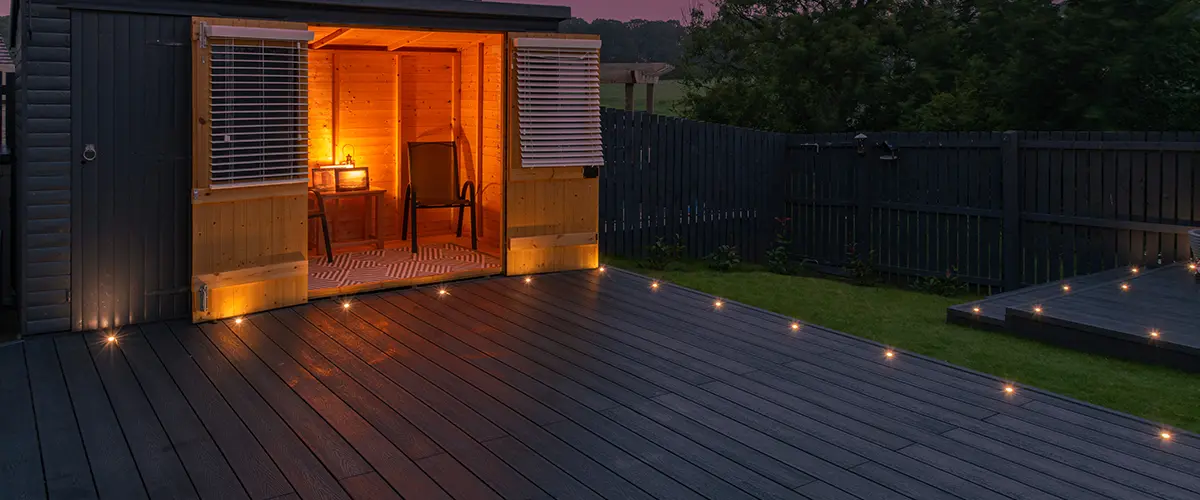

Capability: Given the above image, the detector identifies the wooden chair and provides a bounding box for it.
[402,141,476,253]
[308,189,334,263]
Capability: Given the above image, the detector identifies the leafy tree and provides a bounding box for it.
[560,18,686,70]
[679,0,1200,132]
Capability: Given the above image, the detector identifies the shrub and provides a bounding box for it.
[845,243,877,286]
[707,244,741,272]
[912,267,968,297]
[766,217,793,274]
[645,234,686,270]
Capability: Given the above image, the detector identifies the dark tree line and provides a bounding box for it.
[560,18,686,70]
[679,0,1200,132]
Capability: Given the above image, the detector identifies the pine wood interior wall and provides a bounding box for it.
[307,35,504,251]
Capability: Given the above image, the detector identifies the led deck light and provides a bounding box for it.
[342,301,351,310]
[1061,284,1070,292]
[713,299,724,309]
[598,265,607,273]
[1033,305,1043,315]
[106,335,117,344]
[234,317,244,325]
[650,281,660,290]
[524,276,533,284]
[790,322,801,332]
[1120,283,1130,291]
[972,306,981,315]
[1004,385,1015,395]
[884,350,895,359]
[437,287,449,297]
[1150,330,1160,339]
[1161,431,1172,440]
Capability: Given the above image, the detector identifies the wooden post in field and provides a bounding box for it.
[1002,130,1021,290]
[602,63,674,113]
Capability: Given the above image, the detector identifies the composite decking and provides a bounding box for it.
[950,263,1200,371]
[3,269,1200,500]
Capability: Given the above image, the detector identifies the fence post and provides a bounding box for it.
[855,135,873,258]
[1002,131,1021,290]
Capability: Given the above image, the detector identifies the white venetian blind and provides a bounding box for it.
[206,24,313,187]
[514,37,603,168]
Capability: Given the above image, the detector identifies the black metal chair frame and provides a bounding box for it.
[401,141,477,253]
[308,189,334,263]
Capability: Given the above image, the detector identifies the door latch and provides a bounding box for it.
[82,144,97,163]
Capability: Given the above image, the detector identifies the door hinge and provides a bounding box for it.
[193,189,200,200]
[196,284,209,312]
[198,22,208,49]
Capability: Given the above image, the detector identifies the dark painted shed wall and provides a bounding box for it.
[15,0,568,334]
[15,0,72,335]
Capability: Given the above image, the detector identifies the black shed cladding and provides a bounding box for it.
[11,0,569,335]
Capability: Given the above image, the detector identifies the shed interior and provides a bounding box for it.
[303,26,505,297]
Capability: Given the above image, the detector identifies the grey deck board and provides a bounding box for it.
[6,270,1200,500]
[21,340,93,500]
[0,344,47,500]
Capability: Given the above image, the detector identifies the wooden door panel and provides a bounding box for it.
[505,33,601,275]
[191,18,311,321]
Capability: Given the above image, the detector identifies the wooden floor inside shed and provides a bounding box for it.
[4,269,1198,499]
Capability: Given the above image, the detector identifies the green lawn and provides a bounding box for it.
[604,257,1200,434]
[601,81,687,117]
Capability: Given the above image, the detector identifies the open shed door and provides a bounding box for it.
[190,18,313,322]
[506,33,602,274]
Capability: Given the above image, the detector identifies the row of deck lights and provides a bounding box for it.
[99,262,1181,442]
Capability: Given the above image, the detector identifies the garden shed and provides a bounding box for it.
[10,0,602,334]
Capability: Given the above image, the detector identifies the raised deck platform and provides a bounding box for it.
[950,263,1200,371]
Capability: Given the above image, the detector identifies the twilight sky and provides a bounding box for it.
[0,0,705,20]
[518,0,706,21]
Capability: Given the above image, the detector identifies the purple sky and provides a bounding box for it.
[514,0,706,21]
[0,0,703,21]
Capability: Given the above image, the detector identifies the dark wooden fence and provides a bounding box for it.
[600,109,1200,292]
[599,108,788,262]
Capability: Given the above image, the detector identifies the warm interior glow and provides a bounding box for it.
[304,26,505,294]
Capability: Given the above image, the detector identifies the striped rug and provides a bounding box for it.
[308,243,500,291]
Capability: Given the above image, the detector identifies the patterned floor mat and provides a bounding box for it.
[308,243,500,291]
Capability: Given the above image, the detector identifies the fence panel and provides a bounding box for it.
[599,110,1200,292]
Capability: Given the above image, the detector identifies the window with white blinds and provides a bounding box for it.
[514,37,603,168]
[206,24,312,187]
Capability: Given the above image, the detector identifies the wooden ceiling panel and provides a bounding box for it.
[307,27,491,51]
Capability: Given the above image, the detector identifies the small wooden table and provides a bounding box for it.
[324,188,387,250]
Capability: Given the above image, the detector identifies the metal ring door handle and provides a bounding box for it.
[82,144,98,162]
